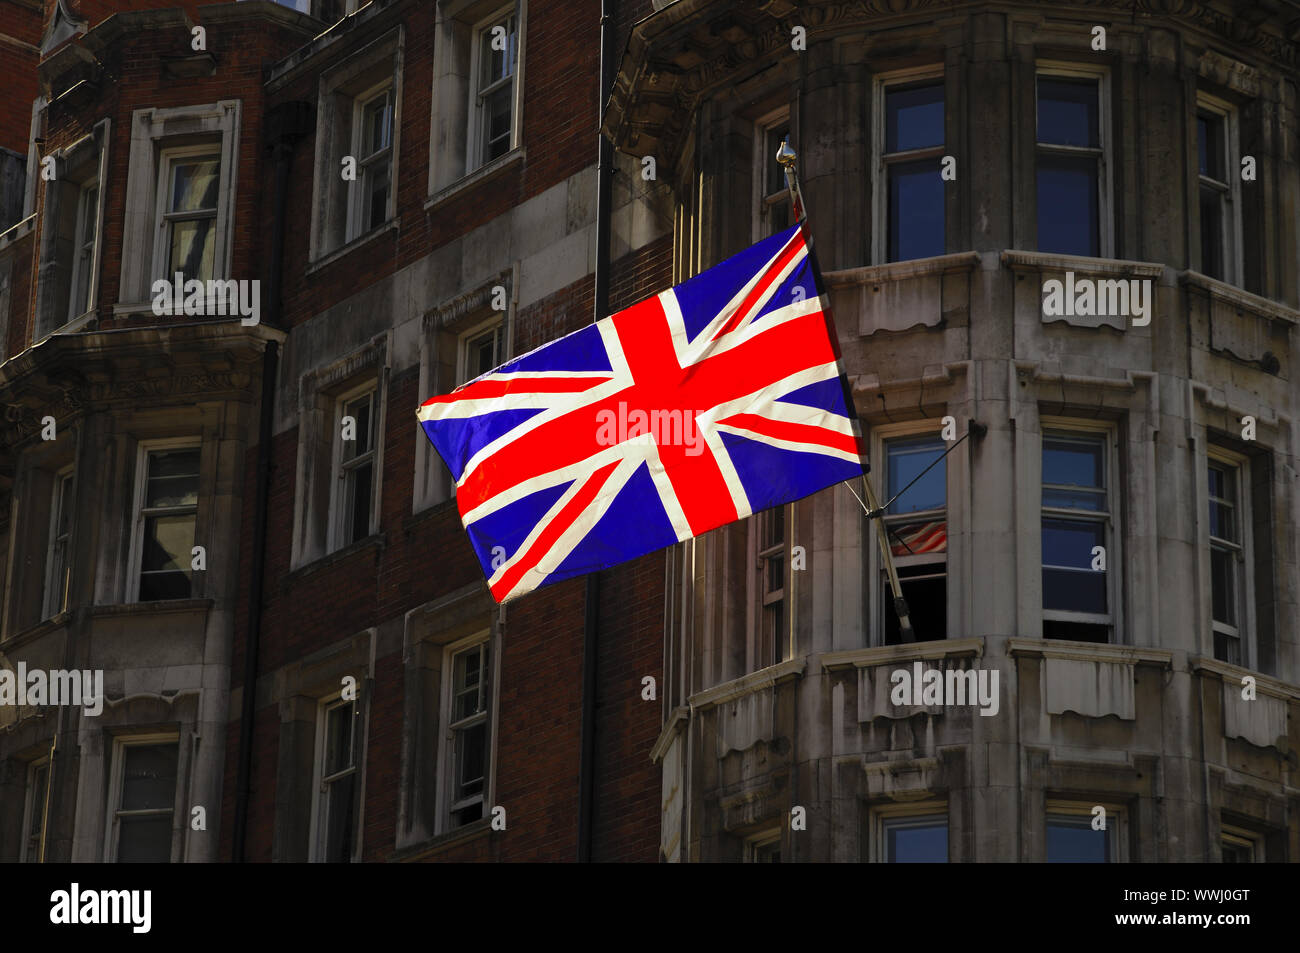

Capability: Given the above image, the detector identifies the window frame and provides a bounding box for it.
[307,691,361,863]
[1034,61,1112,259]
[126,437,202,604]
[869,420,950,645]
[1045,798,1126,862]
[68,179,99,322]
[1195,93,1243,285]
[752,105,792,242]
[20,756,51,863]
[150,143,223,288]
[1205,446,1255,668]
[346,80,396,244]
[744,827,782,862]
[104,732,181,863]
[749,503,790,671]
[42,466,74,620]
[871,65,946,265]
[1220,825,1261,862]
[457,314,505,385]
[467,6,520,174]
[328,381,380,553]
[871,799,950,863]
[1039,417,1122,641]
[436,629,494,833]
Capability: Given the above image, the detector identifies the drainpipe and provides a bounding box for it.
[232,101,312,862]
[577,0,617,864]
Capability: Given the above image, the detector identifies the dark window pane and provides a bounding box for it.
[765,125,790,196]
[886,436,946,514]
[117,816,172,863]
[456,721,486,799]
[766,553,784,593]
[452,801,482,827]
[886,821,948,862]
[347,462,372,544]
[1221,841,1250,863]
[139,570,191,601]
[764,599,785,665]
[366,166,390,231]
[1047,817,1108,862]
[1043,619,1109,642]
[146,449,200,507]
[888,158,944,261]
[1037,156,1099,257]
[885,569,945,644]
[1043,567,1107,615]
[1200,186,1223,280]
[324,773,355,863]
[1198,113,1224,180]
[325,703,353,776]
[1043,436,1103,489]
[344,396,372,456]
[122,746,177,811]
[485,86,512,161]
[1037,78,1098,148]
[1210,545,1236,626]
[885,82,944,153]
[1214,632,1241,666]
[170,158,219,213]
[141,515,195,573]
[1042,518,1103,570]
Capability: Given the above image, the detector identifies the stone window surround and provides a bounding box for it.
[33,119,110,340]
[1194,91,1244,286]
[18,754,50,863]
[746,503,792,674]
[102,730,183,863]
[413,266,516,514]
[868,798,950,863]
[116,101,240,313]
[291,332,391,570]
[1045,797,1129,862]
[396,582,499,852]
[427,0,527,200]
[308,27,405,265]
[125,436,203,606]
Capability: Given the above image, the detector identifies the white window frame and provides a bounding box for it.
[752,106,791,242]
[467,6,520,174]
[1045,798,1126,862]
[307,691,361,862]
[150,143,223,288]
[872,799,949,863]
[346,80,396,243]
[126,437,201,604]
[1195,94,1243,285]
[104,733,180,863]
[744,827,782,862]
[1034,61,1113,259]
[868,419,950,645]
[1040,417,1122,641]
[1220,824,1261,862]
[328,381,379,553]
[1206,446,1255,668]
[68,180,99,322]
[436,630,494,833]
[457,315,505,385]
[871,65,945,265]
[20,756,51,863]
[748,504,789,672]
[42,466,74,620]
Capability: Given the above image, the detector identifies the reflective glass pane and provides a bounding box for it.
[1043,436,1104,489]
[146,450,200,507]
[117,815,173,863]
[885,83,944,153]
[456,721,486,799]
[1036,155,1099,257]
[170,158,219,213]
[1210,544,1236,626]
[1047,816,1108,862]
[888,158,944,261]
[121,745,177,811]
[885,820,947,862]
[364,93,392,155]
[168,218,215,282]
[141,515,195,573]
[1037,78,1098,147]
[886,436,946,514]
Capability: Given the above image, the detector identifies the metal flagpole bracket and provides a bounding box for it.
[776,137,806,224]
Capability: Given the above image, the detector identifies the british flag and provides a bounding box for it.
[417,223,868,603]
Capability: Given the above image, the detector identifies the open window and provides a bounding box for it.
[439,632,494,830]
[876,430,948,644]
[309,693,361,862]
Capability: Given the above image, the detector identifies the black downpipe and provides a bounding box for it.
[578,0,617,864]
[233,101,311,861]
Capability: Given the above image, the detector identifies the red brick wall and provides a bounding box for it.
[0,0,40,154]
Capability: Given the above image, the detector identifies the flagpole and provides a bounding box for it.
[776,138,918,643]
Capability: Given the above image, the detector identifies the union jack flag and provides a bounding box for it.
[417,223,867,603]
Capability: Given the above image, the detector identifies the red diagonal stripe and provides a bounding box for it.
[710,232,805,340]
[715,412,862,457]
[421,375,609,408]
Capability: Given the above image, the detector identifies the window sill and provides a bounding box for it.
[424,147,525,213]
[391,817,492,862]
[288,532,386,582]
[89,598,214,618]
[1,611,73,649]
[405,494,459,529]
[306,217,402,276]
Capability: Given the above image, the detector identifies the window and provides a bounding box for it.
[470,9,518,170]
[745,829,782,862]
[1041,428,1115,641]
[1196,97,1240,283]
[1045,804,1123,862]
[755,505,787,668]
[1036,68,1108,258]
[875,73,945,263]
[348,84,394,242]
[330,385,378,550]
[20,758,51,863]
[155,146,220,284]
[441,636,492,829]
[875,808,949,862]
[310,694,360,862]
[69,181,99,320]
[131,443,200,602]
[1208,453,1252,666]
[1220,826,1260,863]
[754,109,791,239]
[107,736,178,863]
[460,320,504,383]
[880,433,947,643]
[42,468,73,619]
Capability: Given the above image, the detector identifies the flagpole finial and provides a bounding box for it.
[775,136,806,225]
